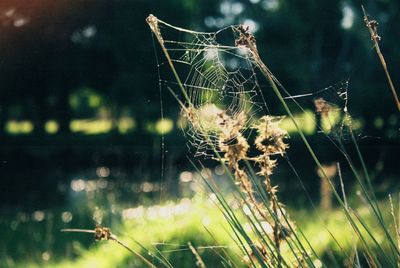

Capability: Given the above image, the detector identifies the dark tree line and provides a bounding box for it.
[0,0,398,137]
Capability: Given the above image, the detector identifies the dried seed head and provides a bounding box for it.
[94,224,112,241]
[235,25,256,49]
[254,116,288,155]
[364,17,381,41]
[219,132,249,166]
[217,111,249,166]
[146,15,163,43]
[256,155,277,177]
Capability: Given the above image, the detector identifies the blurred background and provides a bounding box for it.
[0,0,398,266]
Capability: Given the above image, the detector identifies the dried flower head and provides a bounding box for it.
[94,224,112,241]
[364,17,381,41]
[254,116,288,156]
[256,155,277,177]
[235,25,256,49]
[146,14,163,43]
[217,111,249,166]
[219,133,249,166]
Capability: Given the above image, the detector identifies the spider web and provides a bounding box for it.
[283,80,355,144]
[313,80,352,142]
[148,19,376,264]
[152,20,263,157]
[150,17,358,158]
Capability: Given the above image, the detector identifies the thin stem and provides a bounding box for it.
[111,237,158,268]
[146,15,192,106]
[188,242,206,268]
[361,5,400,112]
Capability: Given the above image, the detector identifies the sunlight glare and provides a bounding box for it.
[341,5,354,29]
[61,211,73,223]
[71,179,86,192]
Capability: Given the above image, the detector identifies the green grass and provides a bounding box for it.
[5,197,241,268]
[4,195,396,268]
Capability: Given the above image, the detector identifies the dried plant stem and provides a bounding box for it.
[146,15,191,107]
[256,157,282,267]
[232,164,266,219]
[265,177,281,263]
[362,6,400,112]
[239,171,270,224]
[230,160,285,267]
[188,242,206,268]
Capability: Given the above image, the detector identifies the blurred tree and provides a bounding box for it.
[0,0,398,137]
[0,0,103,133]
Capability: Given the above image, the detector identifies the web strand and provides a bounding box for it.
[151,31,166,204]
